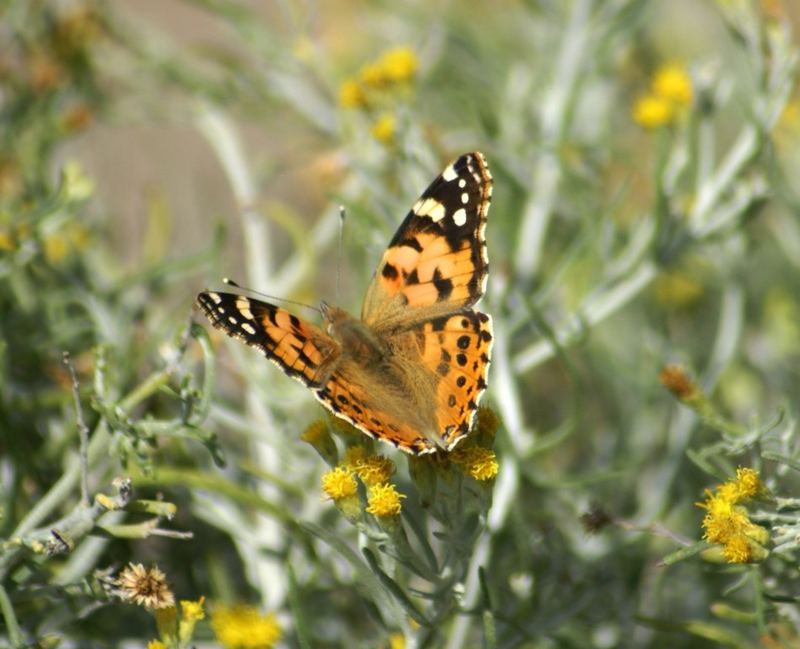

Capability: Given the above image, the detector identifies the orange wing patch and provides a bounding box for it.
[196,292,336,388]
[316,374,436,454]
[362,152,492,323]
[420,310,493,449]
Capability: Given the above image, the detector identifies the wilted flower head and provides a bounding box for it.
[116,563,175,610]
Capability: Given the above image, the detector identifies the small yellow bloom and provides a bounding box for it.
[352,455,396,486]
[697,469,770,563]
[181,597,205,621]
[321,467,358,500]
[210,604,282,649]
[366,483,406,517]
[379,47,417,83]
[632,94,674,129]
[452,446,499,481]
[734,467,766,500]
[370,114,396,144]
[339,79,368,108]
[652,63,693,106]
[389,632,406,649]
[722,535,752,562]
[146,641,166,649]
[179,597,206,645]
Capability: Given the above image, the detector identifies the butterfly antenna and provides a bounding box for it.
[221,278,321,314]
[336,205,346,304]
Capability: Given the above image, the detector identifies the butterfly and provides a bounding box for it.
[197,152,493,455]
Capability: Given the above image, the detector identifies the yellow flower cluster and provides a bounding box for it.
[210,604,282,649]
[451,445,499,481]
[321,446,406,518]
[338,46,418,145]
[632,63,693,129]
[343,446,396,486]
[697,467,769,563]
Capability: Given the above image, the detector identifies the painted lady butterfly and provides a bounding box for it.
[197,152,493,454]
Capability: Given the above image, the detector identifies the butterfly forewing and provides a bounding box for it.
[197,292,336,388]
[361,152,492,328]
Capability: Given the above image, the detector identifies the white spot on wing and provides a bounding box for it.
[228,316,238,324]
[235,296,255,320]
[208,293,222,304]
[459,178,466,188]
[442,164,457,182]
[461,192,469,204]
[452,208,467,226]
[241,323,257,335]
[415,197,446,222]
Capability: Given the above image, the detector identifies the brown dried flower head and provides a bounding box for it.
[116,562,175,610]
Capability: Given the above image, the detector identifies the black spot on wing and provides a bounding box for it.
[432,267,454,301]
[382,263,399,280]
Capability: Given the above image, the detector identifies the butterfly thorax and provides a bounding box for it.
[321,303,385,367]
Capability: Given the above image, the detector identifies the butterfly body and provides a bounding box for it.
[198,152,493,455]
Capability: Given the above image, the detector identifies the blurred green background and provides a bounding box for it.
[2,0,800,647]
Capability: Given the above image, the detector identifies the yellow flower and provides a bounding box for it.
[321,466,358,500]
[116,563,175,610]
[339,79,368,108]
[734,467,766,500]
[452,446,499,481]
[389,632,406,649]
[147,642,166,649]
[210,604,282,649]
[366,483,406,517]
[370,114,396,144]
[181,597,206,620]
[652,63,693,106]
[700,499,749,544]
[632,94,674,129]
[179,597,206,645]
[722,535,752,563]
[350,454,396,486]
[697,470,770,563]
[379,47,417,83]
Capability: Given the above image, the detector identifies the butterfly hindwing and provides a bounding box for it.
[196,291,336,388]
[362,152,492,327]
[419,310,493,449]
[315,374,437,454]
